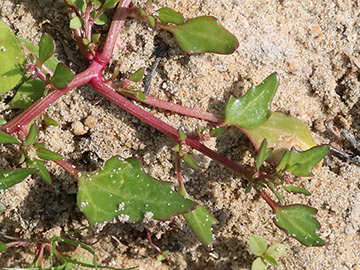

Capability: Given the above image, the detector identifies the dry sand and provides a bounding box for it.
[0,0,360,269]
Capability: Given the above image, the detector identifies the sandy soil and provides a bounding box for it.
[0,0,360,269]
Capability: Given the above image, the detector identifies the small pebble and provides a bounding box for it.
[73,121,87,135]
[84,115,96,128]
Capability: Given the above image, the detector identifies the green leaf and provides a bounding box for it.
[129,68,144,82]
[249,235,267,256]
[51,63,75,89]
[183,154,199,170]
[102,0,120,9]
[43,114,59,126]
[262,254,277,266]
[17,37,60,72]
[210,126,226,137]
[36,148,63,161]
[38,33,55,65]
[251,257,267,270]
[69,16,83,29]
[242,112,318,164]
[178,129,187,142]
[65,0,86,12]
[91,11,108,25]
[277,145,330,177]
[0,241,6,252]
[283,184,311,195]
[273,204,325,246]
[164,16,239,54]
[0,131,20,144]
[0,119,6,125]
[265,243,286,259]
[0,168,38,190]
[147,16,155,27]
[156,7,184,25]
[268,181,283,204]
[77,157,197,225]
[0,202,5,212]
[224,73,279,129]
[157,250,169,262]
[24,124,39,146]
[256,139,273,171]
[179,186,217,248]
[91,33,101,44]
[0,21,25,93]
[26,158,51,184]
[8,78,46,110]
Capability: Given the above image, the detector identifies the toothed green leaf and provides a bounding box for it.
[277,145,330,177]
[164,16,239,54]
[77,157,197,225]
[0,21,25,93]
[225,73,279,129]
[274,204,325,246]
[242,112,318,164]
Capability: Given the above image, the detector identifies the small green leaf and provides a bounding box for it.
[0,119,6,125]
[0,241,6,252]
[27,158,51,184]
[225,73,279,129]
[65,0,86,12]
[157,250,169,262]
[91,33,101,44]
[179,187,217,248]
[8,78,46,110]
[251,257,267,270]
[43,114,59,126]
[147,16,155,27]
[242,112,318,164]
[178,129,187,142]
[273,204,325,246]
[38,33,55,65]
[164,16,239,54]
[131,90,146,101]
[277,145,330,177]
[77,157,197,225]
[210,126,226,137]
[51,63,75,89]
[0,21,25,93]
[0,168,38,190]
[92,11,108,25]
[37,148,63,161]
[263,254,277,266]
[129,68,144,82]
[283,184,311,195]
[249,235,267,256]
[245,183,252,193]
[256,139,273,171]
[0,202,5,212]
[24,124,39,146]
[156,7,184,25]
[102,0,120,9]
[265,243,286,259]
[0,131,20,144]
[33,143,45,149]
[89,0,102,8]
[268,181,283,203]
[70,16,83,29]
[17,37,60,72]
[183,154,199,170]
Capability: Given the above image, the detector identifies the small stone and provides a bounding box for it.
[84,115,96,128]
[72,121,87,135]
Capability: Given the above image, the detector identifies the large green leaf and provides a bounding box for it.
[164,16,239,54]
[77,157,197,226]
[0,21,25,93]
[274,204,325,246]
[277,145,330,177]
[224,73,279,129]
[242,112,317,164]
[0,168,38,190]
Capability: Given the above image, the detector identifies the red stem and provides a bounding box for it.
[257,189,279,211]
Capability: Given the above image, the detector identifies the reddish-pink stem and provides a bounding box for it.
[258,189,278,211]
[147,230,162,254]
